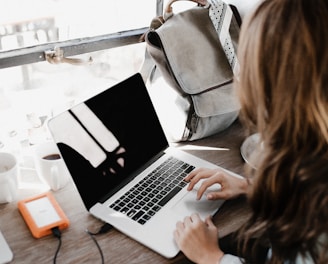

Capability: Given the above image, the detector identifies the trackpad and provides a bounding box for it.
[171,190,224,218]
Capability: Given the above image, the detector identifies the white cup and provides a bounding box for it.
[33,141,70,191]
[0,152,18,203]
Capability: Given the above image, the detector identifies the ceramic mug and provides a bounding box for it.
[0,152,18,203]
[34,141,70,191]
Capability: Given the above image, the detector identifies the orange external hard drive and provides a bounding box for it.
[18,192,69,238]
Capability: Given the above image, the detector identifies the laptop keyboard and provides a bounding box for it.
[109,157,195,225]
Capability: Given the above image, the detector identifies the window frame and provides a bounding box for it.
[0,0,163,69]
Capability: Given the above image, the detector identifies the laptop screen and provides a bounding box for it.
[48,73,169,210]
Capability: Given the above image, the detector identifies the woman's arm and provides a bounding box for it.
[174,214,224,264]
[174,213,244,264]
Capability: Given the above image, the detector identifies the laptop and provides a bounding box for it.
[47,73,236,258]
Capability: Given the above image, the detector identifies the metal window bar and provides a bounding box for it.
[0,0,164,69]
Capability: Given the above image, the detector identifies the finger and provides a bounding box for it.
[196,181,210,200]
[196,187,206,200]
[206,191,221,200]
[206,190,232,200]
[205,215,215,227]
[185,169,203,191]
[184,169,197,181]
[187,168,215,191]
[205,216,219,237]
[206,172,225,186]
[173,229,181,245]
[183,215,193,225]
[196,176,223,200]
[190,213,201,223]
[184,172,196,191]
[185,167,216,181]
[186,175,202,191]
[176,220,184,230]
[173,229,179,240]
[199,173,224,191]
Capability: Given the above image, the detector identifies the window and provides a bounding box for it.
[0,0,199,159]
[0,0,159,52]
[0,0,165,153]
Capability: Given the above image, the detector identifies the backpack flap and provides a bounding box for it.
[191,81,239,118]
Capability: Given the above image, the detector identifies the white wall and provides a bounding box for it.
[225,0,261,19]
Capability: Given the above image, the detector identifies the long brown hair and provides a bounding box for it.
[235,0,328,263]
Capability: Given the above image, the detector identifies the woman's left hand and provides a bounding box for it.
[174,213,224,264]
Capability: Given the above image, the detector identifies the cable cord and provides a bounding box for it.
[85,223,113,264]
[51,227,62,264]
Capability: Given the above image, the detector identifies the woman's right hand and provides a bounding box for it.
[184,168,248,200]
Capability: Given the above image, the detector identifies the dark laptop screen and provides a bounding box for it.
[48,73,169,210]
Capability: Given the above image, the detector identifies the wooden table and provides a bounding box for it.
[0,120,250,263]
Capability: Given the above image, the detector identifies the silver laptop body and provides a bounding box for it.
[48,73,229,258]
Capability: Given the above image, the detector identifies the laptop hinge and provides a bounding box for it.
[98,150,167,203]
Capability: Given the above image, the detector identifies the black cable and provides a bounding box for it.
[85,223,113,264]
[51,227,62,264]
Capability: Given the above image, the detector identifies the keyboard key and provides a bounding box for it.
[158,186,182,207]
[132,210,145,221]
[127,209,136,218]
[109,157,193,224]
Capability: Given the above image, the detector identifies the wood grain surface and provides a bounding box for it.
[0,120,250,264]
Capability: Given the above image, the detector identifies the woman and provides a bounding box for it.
[173,0,328,263]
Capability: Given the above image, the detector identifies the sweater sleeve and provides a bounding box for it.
[220,254,244,264]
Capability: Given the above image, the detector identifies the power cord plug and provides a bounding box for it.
[85,223,113,264]
[51,227,62,264]
[86,223,113,236]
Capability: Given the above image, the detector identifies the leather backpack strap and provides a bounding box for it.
[165,0,208,13]
[139,47,156,84]
[208,0,240,77]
